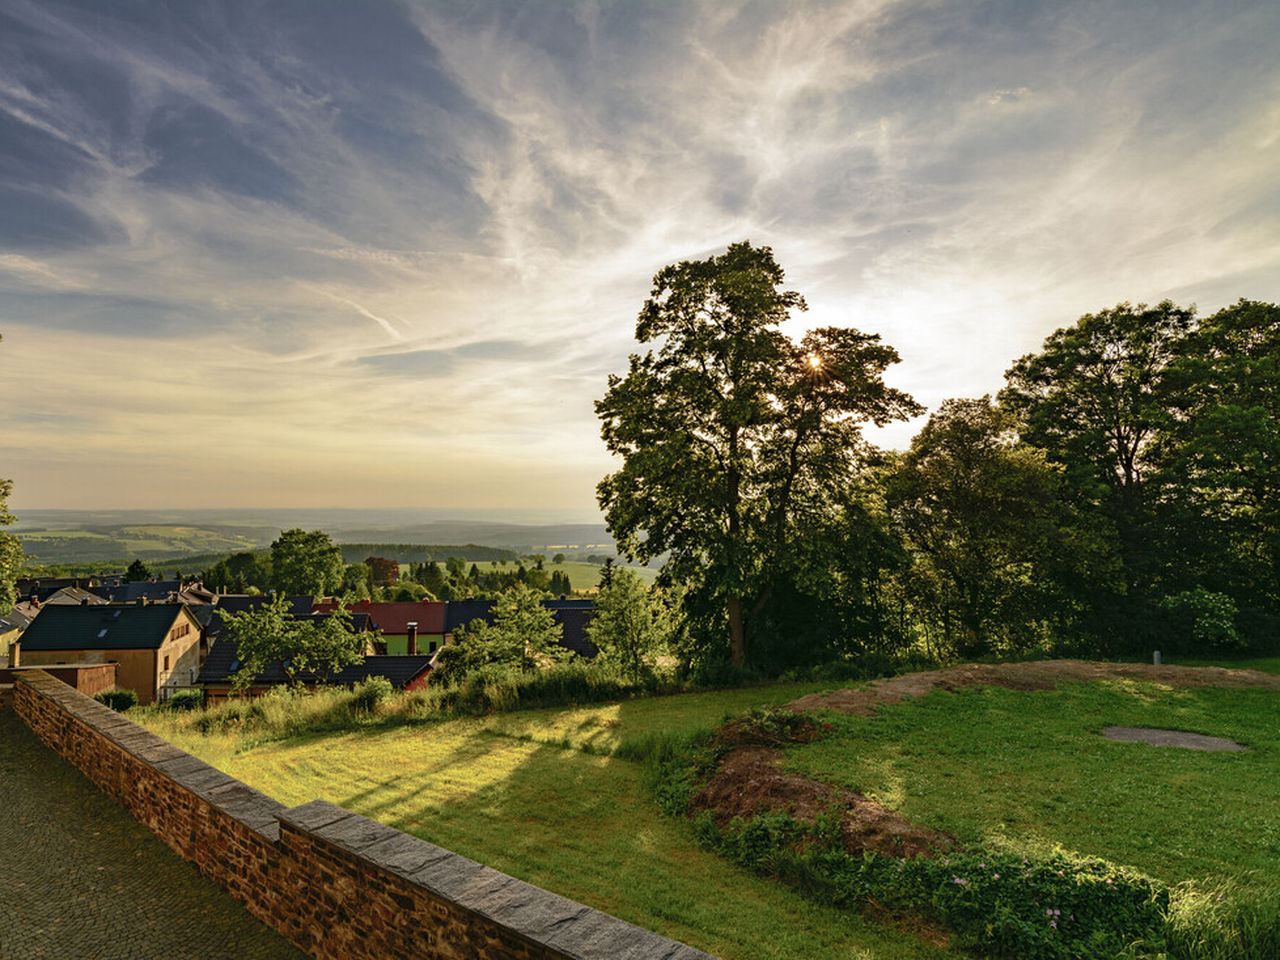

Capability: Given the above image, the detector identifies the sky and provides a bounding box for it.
[1,0,1277,515]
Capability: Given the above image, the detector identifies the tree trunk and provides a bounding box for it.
[727,595,746,667]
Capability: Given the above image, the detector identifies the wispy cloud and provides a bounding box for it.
[0,0,1277,508]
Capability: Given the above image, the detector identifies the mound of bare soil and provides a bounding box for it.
[690,738,954,859]
[787,659,1280,716]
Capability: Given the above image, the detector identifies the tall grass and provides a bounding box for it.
[1164,880,1280,960]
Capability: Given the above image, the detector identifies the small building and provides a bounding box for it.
[314,600,446,655]
[12,602,206,705]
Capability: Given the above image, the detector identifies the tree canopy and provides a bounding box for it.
[597,241,919,666]
[270,529,345,597]
[220,594,364,689]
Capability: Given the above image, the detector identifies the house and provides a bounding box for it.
[15,575,108,600]
[196,610,424,702]
[91,579,217,605]
[441,599,597,657]
[313,600,446,655]
[200,595,318,645]
[11,602,206,705]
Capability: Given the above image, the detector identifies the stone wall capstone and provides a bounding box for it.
[12,670,714,960]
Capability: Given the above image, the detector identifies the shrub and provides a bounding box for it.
[165,688,203,711]
[352,676,394,713]
[95,688,138,712]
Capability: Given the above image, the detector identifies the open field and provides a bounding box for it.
[141,680,952,960]
[138,668,1280,958]
[17,524,262,564]
[787,680,1280,894]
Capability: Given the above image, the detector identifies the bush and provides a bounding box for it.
[352,676,394,713]
[95,688,138,712]
[165,688,203,711]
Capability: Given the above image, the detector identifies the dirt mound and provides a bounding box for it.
[690,745,954,860]
[787,659,1280,716]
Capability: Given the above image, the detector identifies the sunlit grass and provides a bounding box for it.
[141,680,945,960]
[786,681,1280,894]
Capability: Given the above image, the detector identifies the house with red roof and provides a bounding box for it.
[314,600,446,655]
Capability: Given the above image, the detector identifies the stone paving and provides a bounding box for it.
[0,712,306,960]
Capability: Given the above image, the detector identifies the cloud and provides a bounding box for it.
[0,0,1277,509]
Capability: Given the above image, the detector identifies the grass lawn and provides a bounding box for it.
[1169,656,1280,675]
[142,680,951,960]
[787,680,1280,895]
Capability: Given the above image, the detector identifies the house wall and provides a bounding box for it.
[157,620,203,696]
[11,670,712,960]
[16,609,203,705]
[383,633,445,656]
[17,648,160,703]
[0,663,118,698]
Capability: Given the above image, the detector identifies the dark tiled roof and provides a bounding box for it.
[314,600,446,635]
[90,580,182,603]
[441,599,596,657]
[203,596,317,640]
[19,603,191,651]
[556,607,597,658]
[443,599,495,632]
[199,629,428,687]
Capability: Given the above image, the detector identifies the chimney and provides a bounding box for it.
[406,621,418,656]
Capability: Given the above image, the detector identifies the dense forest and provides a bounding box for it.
[599,244,1278,674]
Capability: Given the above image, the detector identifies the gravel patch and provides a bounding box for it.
[1101,726,1247,752]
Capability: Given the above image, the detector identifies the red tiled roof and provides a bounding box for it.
[314,600,445,635]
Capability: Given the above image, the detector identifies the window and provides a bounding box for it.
[163,655,170,671]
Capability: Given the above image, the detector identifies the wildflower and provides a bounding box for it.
[1050,919,1058,929]
[952,876,969,886]
[993,873,1001,880]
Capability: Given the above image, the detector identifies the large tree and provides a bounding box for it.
[1158,299,1280,639]
[586,569,671,680]
[220,595,364,689]
[999,301,1194,641]
[887,398,1071,658]
[270,529,345,597]
[596,242,919,666]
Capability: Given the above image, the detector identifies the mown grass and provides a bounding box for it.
[1170,656,1280,675]
[140,679,951,960]
[786,681,1280,894]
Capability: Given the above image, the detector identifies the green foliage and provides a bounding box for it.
[436,583,566,682]
[269,528,345,596]
[587,569,671,680]
[0,477,21,616]
[164,688,204,711]
[123,558,153,582]
[352,675,394,713]
[597,240,920,667]
[1160,589,1242,652]
[219,594,364,688]
[1164,880,1280,960]
[95,688,138,712]
[201,551,272,593]
[887,398,1079,659]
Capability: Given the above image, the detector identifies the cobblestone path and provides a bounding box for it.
[0,712,306,960]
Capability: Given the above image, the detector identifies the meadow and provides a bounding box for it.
[137,668,1280,958]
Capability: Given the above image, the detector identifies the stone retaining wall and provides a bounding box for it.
[13,670,712,960]
[1,662,118,698]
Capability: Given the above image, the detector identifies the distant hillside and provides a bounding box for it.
[11,509,623,568]
[337,544,519,563]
